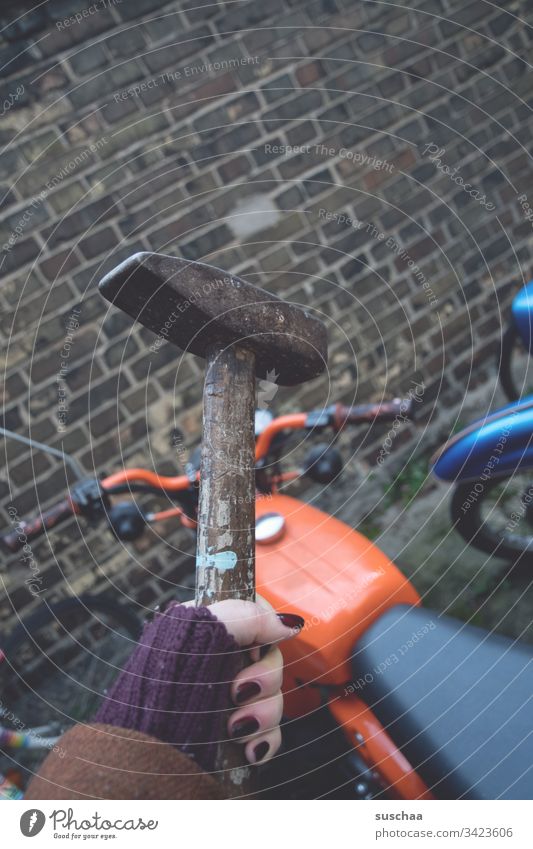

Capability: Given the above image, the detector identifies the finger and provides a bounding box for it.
[228,692,283,741]
[231,646,283,705]
[249,646,261,663]
[206,599,304,648]
[244,727,282,765]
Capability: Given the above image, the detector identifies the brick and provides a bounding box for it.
[106,27,147,57]
[36,26,76,58]
[275,184,306,209]
[216,0,284,31]
[68,43,107,76]
[20,130,65,164]
[78,225,118,259]
[102,335,139,368]
[263,90,323,132]
[378,72,406,98]
[197,121,260,159]
[489,11,514,36]
[119,164,176,209]
[0,149,21,180]
[143,26,214,72]
[357,32,386,53]
[99,113,169,158]
[0,236,40,274]
[193,92,260,132]
[41,197,118,249]
[123,382,159,414]
[285,122,317,147]
[46,181,88,215]
[296,61,325,87]
[0,371,27,407]
[69,65,135,108]
[192,71,237,102]
[252,136,283,167]
[102,95,140,124]
[181,224,233,261]
[278,149,324,179]
[181,0,221,23]
[1,8,47,41]
[184,171,218,196]
[0,42,34,76]
[0,200,49,244]
[0,79,30,118]
[110,60,150,91]
[261,74,293,103]
[217,154,251,182]
[0,405,22,431]
[39,248,81,281]
[117,0,170,20]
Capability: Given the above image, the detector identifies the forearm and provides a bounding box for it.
[94,603,241,772]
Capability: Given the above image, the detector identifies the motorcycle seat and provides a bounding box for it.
[351,604,533,799]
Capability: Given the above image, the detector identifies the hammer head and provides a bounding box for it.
[99,252,327,385]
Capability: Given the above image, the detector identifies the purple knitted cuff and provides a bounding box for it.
[94,603,241,773]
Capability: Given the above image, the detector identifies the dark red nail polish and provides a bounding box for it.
[231,717,259,738]
[253,741,270,763]
[235,681,261,704]
[277,613,305,630]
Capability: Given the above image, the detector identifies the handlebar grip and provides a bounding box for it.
[1,499,74,553]
[336,398,415,427]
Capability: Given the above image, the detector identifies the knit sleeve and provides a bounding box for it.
[93,603,241,773]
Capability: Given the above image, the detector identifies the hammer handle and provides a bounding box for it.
[195,344,256,604]
[195,344,256,795]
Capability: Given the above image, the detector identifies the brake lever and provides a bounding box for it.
[71,479,111,520]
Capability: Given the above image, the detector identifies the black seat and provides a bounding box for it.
[352,605,533,799]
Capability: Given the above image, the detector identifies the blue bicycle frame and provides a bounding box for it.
[433,280,533,484]
[432,396,533,484]
[512,280,533,353]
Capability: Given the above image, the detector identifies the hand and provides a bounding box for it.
[205,597,304,765]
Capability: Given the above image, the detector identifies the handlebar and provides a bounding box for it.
[2,399,415,551]
[334,398,415,428]
[1,498,75,553]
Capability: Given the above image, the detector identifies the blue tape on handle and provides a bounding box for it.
[196,550,238,572]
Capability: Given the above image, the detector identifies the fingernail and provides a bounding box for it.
[277,613,305,630]
[253,741,270,763]
[235,681,261,704]
[231,717,260,738]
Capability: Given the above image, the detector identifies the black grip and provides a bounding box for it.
[1,499,73,553]
[339,398,415,427]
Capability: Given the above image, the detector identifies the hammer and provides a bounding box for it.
[99,252,327,794]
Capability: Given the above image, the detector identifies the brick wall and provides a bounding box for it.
[1,0,532,626]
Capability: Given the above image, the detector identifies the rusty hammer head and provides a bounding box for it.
[99,252,327,385]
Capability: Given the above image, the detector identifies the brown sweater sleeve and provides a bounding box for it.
[25,723,226,800]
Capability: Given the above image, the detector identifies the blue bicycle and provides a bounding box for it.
[433,280,533,564]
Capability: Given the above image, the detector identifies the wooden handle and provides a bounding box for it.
[195,343,256,796]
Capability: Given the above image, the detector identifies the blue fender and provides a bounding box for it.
[512,280,533,353]
[432,396,533,482]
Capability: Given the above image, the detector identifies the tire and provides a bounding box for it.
[451,476,533,565]
[499,323,520,402]
[3,594,141,652]
[1,594,141,740]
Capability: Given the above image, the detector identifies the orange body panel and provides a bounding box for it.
[255,494,420,688]
[328,696,434,800]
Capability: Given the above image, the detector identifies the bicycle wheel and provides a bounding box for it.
[499,323,533,402]
[0,594,141,779]
[451,473,533,566]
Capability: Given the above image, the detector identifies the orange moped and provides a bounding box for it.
[1,400,531,799]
